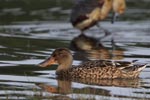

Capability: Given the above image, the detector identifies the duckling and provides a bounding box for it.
[38,48,147,79]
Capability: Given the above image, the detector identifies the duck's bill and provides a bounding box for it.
[37,83,58,93]
[111,12,119,24]
[38,57,57,67]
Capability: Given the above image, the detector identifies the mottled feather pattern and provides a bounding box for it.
[77,60,133,68]
[56,59,145,79]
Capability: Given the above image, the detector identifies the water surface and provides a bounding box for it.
[0,0,150,100]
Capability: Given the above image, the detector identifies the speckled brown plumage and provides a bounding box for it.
[38,48,147,79]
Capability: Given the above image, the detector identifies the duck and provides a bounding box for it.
[70,0,126,33]
[38,48,147,79]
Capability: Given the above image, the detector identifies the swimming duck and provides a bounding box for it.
[70,0,126,33]
[38,48,147,79]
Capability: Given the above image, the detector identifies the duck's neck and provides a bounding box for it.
[100,0,113,20]
[56,56,73,72]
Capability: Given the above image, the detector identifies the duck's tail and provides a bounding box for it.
[132,60,138,63]
[137,64,148,72]
[122,63,147,72]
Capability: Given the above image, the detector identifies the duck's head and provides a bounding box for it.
[38,48,73,70]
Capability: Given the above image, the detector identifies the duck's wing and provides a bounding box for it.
[78,60,137,69]
[113,60,138,69]
[121,64,147,72]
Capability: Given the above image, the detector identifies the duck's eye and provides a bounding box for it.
[53,54,56,57]
[59,53,63,56]
[59,53,67,57]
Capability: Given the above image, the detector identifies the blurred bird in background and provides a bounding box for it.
[70,0,126,35]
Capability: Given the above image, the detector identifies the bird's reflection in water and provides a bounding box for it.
[37,78,140,97]
[38,80,72,95]
[37,79,110,96]
[70,34,124,60]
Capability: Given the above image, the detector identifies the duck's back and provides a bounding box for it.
[77,60,133,68]
[56,60,146,79]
